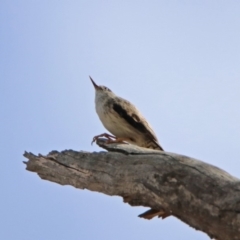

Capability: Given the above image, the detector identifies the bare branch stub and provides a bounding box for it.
[23,142,240,240]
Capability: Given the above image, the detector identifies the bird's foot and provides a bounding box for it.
[91,133,116,145]
[105,137,130,145]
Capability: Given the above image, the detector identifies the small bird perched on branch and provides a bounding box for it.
[90,76,163,151]
[90,76,168,220]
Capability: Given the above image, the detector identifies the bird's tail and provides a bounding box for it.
[145,139,164,151]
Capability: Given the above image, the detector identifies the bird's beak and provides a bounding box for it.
[89,76,100,90]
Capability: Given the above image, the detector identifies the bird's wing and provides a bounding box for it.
[111,97,163,150]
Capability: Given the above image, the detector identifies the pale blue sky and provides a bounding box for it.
[1,1,240,240]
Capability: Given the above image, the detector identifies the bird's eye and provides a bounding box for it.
[104,87,111,92]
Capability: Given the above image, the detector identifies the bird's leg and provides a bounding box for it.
[91,133,116,145]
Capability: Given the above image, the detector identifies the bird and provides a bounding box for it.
[90,76,168,220]
[90,76,163,150]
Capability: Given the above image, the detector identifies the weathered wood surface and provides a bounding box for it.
[24,139,240,240]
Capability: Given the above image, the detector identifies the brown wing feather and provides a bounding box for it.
[112,98,163,150]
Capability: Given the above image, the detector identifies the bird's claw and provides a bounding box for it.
[91,137,97,145]
[91,133,116,145]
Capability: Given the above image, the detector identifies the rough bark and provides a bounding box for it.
[23,139,240,240]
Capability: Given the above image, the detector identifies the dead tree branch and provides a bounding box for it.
[23,139,240,240]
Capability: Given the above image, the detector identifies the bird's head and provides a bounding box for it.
[89,76,113,99]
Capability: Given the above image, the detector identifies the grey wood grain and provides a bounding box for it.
[23,139,240,240]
